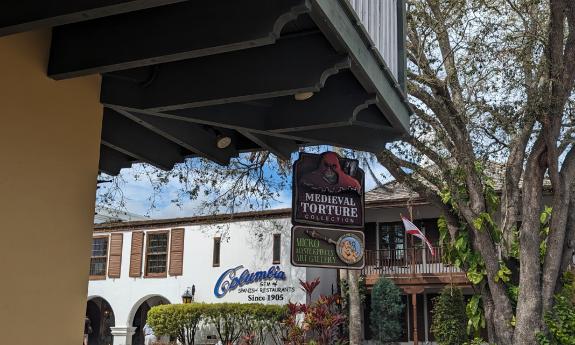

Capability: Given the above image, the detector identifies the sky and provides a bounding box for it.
[97,153,391,220]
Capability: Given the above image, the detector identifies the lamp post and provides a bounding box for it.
[182,285,195,304]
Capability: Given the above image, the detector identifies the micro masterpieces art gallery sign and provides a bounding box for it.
[291,151,366,270]
[291,226,365,269]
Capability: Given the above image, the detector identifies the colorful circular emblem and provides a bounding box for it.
[336,233,364,265]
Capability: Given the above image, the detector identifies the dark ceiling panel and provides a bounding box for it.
[279,126,402,153]
[14,0,412,174]
[354,104,393,129]
[101,108,188,170]
[48,0,310,79]
[98,144,133,176]
[0,0,184,37]
[100,32,349,111]
[160,71,379,133]
[237,130,299,161]
[114,108,238,166]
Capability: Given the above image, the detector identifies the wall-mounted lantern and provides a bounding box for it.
[182,285,195,304]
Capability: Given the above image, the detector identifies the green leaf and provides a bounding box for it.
[472,217,483,231]
[467,270,485,284]
[495,262,512,283]
[540,206,552,224]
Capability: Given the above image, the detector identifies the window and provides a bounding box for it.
[213,237,221,267]
[379,222,405,260]
[90,236,109,278]
[272,234,281,264]
[145,232,169,277]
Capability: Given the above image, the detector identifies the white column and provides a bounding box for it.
[110,326,137,345]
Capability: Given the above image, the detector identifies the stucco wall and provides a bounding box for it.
[88,218,332,328]
[0,31,102,345]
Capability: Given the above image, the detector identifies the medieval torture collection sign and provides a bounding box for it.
[291,152,366,269]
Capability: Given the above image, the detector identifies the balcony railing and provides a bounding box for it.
[362,247,465,277]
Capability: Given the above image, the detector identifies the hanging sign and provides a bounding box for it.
[291,225,365,269]
[292,152,365,229]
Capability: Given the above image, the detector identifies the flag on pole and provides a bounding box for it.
[401,216,436,256]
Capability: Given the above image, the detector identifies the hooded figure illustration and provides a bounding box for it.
[301,152,361,194]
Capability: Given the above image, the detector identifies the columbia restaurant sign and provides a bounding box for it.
[291,152,365,269]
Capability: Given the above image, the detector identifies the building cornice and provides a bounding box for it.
[93,197,431,233]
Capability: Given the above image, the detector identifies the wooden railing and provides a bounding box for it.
[362,247,464,277]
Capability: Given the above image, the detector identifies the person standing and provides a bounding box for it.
[83,317,92,345]
[143,323,156,345]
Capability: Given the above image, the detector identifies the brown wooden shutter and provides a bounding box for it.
[129,231,144,277]
[169,228,185,276]
[108,233,123,278]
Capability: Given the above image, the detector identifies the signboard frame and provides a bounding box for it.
[291,151,365,229]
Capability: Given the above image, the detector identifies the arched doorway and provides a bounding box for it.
[86,297,115,345]
[130,296,170,345]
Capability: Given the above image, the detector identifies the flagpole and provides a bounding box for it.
[408,204,415,277]
[407,201,419,345]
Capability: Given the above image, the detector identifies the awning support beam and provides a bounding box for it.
[101,108,186,171]
[48,0,310,79]
[100,33,350,112]
[114,108,237,166]
[0,0,185,37]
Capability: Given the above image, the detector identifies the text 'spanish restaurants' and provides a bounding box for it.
[0,1,410,344]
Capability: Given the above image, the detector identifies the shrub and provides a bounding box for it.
[147,303,287,345]
[370,277,404,343]
[538,272,575,345]
[463,337,488,345]
[147,303,207,345]
[431,287,468,345]
[283,279,346,345]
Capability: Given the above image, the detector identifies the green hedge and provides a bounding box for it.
[147,303,287,345]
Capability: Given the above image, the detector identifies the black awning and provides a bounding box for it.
[1,0,411,175]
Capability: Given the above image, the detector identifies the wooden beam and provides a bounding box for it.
[352,103,393,130]
[263,72,377,132]
[412,293,419,345]
[99,144,133,176]
[238,130,298,161]
[0,0,184,37]
[309,0,412,132]
[165,103,270,131]
[113,108,237,166]
[105,102,398,153]
[111,71,376,133]
[101,108,187,170]
[48,0,310,79]
[280,125,401,152]
[100,32,349,111]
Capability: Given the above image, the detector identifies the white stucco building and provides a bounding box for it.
[87,210,337,345]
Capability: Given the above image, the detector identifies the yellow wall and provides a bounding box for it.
[0,31,102,345]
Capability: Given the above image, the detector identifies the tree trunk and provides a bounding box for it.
[513,140,546,345]
[479,284,497,344]
[348,269,362,345]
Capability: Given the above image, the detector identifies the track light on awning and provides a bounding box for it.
[216,134,232,149]
[294,91,314,101]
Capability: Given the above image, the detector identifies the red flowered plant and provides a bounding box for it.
[299,278,321,299]
[282,279,347,345]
